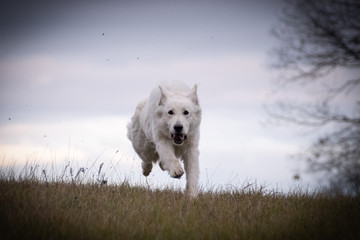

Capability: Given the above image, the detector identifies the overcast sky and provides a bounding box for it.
[0,0,323,191]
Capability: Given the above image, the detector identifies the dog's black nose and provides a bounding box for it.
[174,124,183,133]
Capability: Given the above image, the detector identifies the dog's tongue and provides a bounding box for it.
[174,134,184,141]
[172,133,186,144]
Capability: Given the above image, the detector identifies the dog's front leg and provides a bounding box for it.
[156,140,184,178]
[183,147,199,198]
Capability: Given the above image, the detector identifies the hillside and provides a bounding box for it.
[0,178,359,240]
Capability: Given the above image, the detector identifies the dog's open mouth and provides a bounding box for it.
[171,133,187,145]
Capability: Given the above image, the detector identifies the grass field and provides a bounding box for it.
[0,172,359,240]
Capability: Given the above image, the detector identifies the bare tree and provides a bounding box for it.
[269,0,360,194]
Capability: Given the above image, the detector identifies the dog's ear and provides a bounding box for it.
[159,86,169,105]
[188,84,199,105]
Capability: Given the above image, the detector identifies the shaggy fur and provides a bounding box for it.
[127,81,201,197]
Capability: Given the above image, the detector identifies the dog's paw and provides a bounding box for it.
[170,163,184,179]
[186,187,198,199]
[143,169,151,176]
[159,160,184,178]
[142,161,153,176]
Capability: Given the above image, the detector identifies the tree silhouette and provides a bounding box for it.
[269,0,360,194]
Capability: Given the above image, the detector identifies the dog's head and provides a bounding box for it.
[157,84,201,146]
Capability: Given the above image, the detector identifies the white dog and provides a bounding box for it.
[127,81,201,197]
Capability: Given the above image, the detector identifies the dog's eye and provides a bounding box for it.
[184,110,189,115]
[168,110,174,115]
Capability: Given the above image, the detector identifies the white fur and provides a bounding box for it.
[127,81,201,197]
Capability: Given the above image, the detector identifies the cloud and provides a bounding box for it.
[0,115,133,165]
[0,52,272,119]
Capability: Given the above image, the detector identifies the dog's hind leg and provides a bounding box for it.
[129,117,158,177]
[138,144,159,177]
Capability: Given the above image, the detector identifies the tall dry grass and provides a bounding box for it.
[0,167,359,240]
